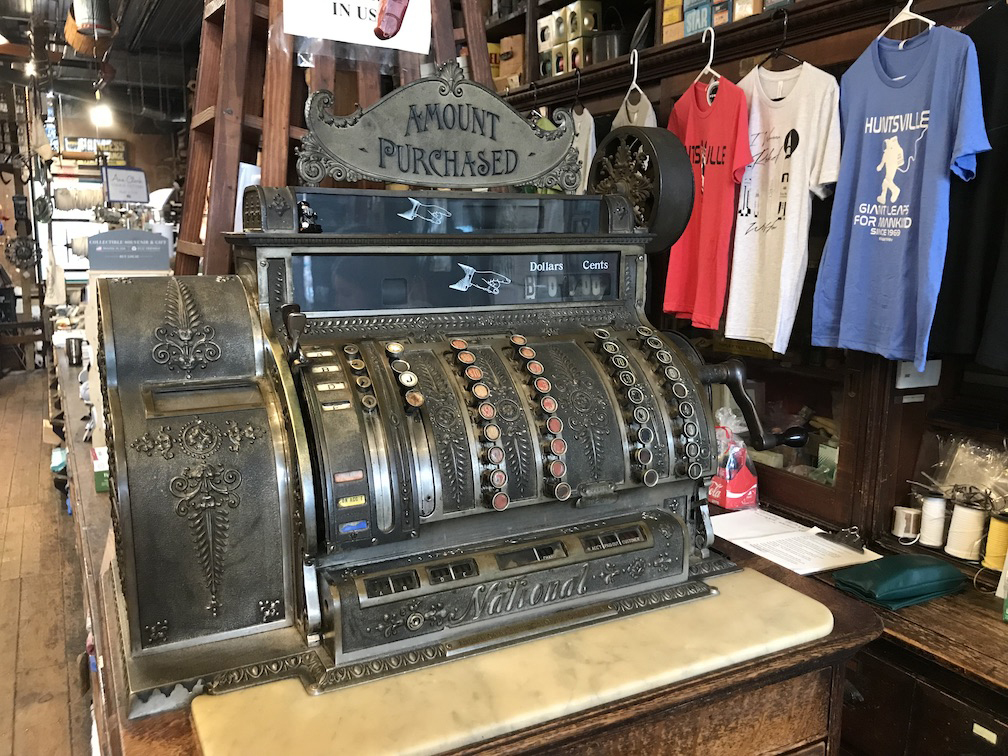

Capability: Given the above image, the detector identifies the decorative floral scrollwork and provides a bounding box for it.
[436,59,466,97]
[143,619,169,646]
[152,279,222,378]
[258,599,283,623]
[224,420,266,452]
[170,463,242,616]
[130,426,174,459]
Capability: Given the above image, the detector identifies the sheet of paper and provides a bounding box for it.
[711,509,883,575]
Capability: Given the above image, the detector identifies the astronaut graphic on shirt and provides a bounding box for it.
[876,135,905,203]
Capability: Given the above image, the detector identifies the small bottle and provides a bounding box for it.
[375,0,410,40]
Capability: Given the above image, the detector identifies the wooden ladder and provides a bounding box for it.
[175,0,493,276]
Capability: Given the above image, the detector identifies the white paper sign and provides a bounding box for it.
[283,0,431,55]
[101,166,149,204]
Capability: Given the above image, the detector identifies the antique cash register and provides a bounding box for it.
[95,62,804,715]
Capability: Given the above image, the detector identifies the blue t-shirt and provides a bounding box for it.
[812,28,990,370]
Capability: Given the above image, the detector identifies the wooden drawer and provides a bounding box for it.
[553,669,832,755]
[907,682,1008,756]
[843,651,915,755]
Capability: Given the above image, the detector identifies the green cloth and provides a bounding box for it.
[833,554,966,610]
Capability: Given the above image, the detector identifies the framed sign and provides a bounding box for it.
[87,230,169,271]
[283,0,431,55]
[64,136,128,165]
[102,166,150,204]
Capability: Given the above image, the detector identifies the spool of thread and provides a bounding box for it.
[982,514,1008,571]
[892,506,922,544]
[919,496,948,548]
[944,504,987,561]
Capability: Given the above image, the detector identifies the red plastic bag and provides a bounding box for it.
[708,426,758,510]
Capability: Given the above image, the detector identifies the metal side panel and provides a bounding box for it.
[97,276,298,654]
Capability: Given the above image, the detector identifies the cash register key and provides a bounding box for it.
[551,481,573,501]
[464,365,484,383]
[686,441,701,458]
[636,326,654,338]
[618,370,636,387]
[355,376,373,390]
[672,382,690,399]
[664,366,681,382]
[643,469,660,487]
[491,492,510,511]
[637,426,654,445]
[634,448,654,466]
[540,395,558,414]
[611,354,630,370]
[478,402,497,420]
[486,446,506,465]
[645,336,665,352]
[602,341,621,355]
[509,334,528,347]
[482,424,501,442]
[404,390,425,408]
[549,437,567,456]
[679,401,695,418]
[471,383,491,401]
[547,459,567,478]
[361,394,378,411]
[518,346,536,361]
[633,406,650,425]
[348,358,367,374]
[627,387,645,404]
[545,416,564,435]
[688,462,704,479]
[385,342,405,358]
[684,421,699,437]
[533,376,552,394]
[343,344,360,356]
[593,328,611,342]
[457,350,477,365]
[487,469,508,489]
[655,350,674,365]
[526,360,545,376]
[398,371,419,389]
[390,359,411,374]
[449,338,468,351]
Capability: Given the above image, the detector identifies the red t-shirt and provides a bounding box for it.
[664,79,752,329]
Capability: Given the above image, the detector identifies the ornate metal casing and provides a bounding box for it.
[94,64,731,712]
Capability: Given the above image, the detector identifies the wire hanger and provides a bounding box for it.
[626,48,645,105]
[573,68,584,115]
[758,9,802,71]
[692,27,721,105]
[877,0,935,49]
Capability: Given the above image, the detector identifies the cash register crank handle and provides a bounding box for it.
[282,305,307,367]
[696,359,808,451]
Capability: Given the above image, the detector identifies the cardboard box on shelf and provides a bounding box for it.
[538,50,553,77]
[567,1,602,38]
[91,446,109,493]
[568,36,593,69]
[763,0,793,9]
[537,16,553,52]
[684,0,708,11]
[499,33,525,78]
[663,4,684,25]
[552,42,568,76]
[663,21,685,44]
[684,3,712,35]
[733,0,763,21]
[493,74,522,93]
[488,42,501,78]
[551,9,568,43]
[712,0,732,25]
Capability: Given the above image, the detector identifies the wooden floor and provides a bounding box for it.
[0,371,90,756]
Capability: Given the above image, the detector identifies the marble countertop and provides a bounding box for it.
[191,567,833,756]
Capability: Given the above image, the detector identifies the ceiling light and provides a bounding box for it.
[90,103,113,128]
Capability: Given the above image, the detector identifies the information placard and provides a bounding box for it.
[87,230,169,271]
[283,0,431,55]
[102,166,150,204]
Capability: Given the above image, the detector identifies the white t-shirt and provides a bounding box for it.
[724,63,841,353]
[613,90,657,128]
[572,107,597,193]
